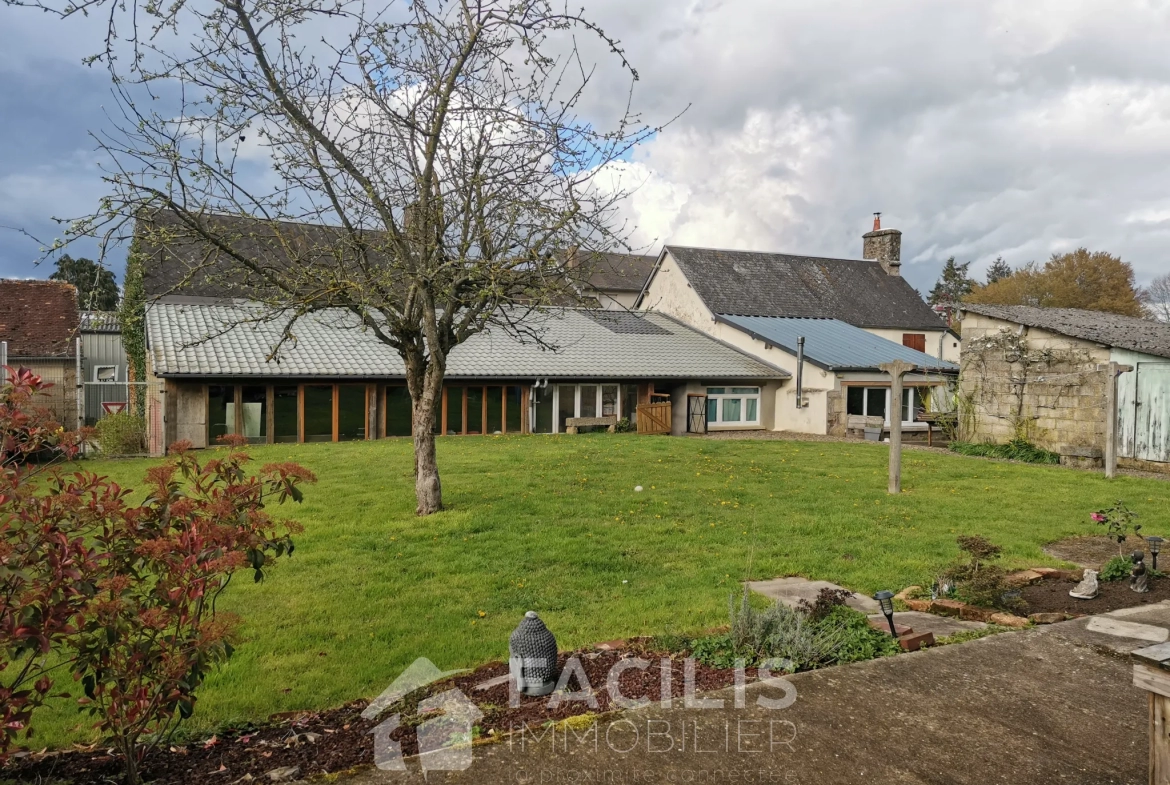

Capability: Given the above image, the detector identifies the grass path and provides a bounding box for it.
[26,434,1170,745]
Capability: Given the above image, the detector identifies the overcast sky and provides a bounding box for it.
[2,0,1169,295]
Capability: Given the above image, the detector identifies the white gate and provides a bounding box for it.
[1119,362,1170,464]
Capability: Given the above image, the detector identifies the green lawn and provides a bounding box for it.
[26,434,1170,745]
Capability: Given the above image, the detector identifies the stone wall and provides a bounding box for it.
[958,313,1109,454]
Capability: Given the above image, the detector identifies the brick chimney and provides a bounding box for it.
[862,213,902,276]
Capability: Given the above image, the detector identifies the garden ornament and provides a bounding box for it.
[1069,569,1099,600]
[509,611,559,697]
[1131,551,1150,594]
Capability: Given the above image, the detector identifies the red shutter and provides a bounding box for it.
[902,333,927,353]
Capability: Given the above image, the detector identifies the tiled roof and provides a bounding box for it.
[146,301,790,380]
[658,246,946,330]
[960,303,1170,360]
[80,311,121,332]
[575,251,659,293]
[0,279,79,357]
[717,315,958,372]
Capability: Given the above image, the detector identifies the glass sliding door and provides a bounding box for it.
[304,385,334,442]
[386,386,412,436]
[623,384,639,426]
[578,385,598,418]
[446,387,464,434]
[337,385,366,441]
[208,385,234,442]
[865,388,887,421]
[240,386,267,443]
[466,387,484,434]
[274,386,298,442]
[601,385,618,418]
[533,385,553,433]
[486,387,503,434]
[505,386,523,433]
[557,385,576,432]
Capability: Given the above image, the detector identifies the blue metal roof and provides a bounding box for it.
[717,315,958,372]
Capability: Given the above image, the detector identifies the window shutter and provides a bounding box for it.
[902,333,927,352]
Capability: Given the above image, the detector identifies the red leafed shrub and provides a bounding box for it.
[1,367,314,784]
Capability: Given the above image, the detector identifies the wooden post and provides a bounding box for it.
[1133,643,1170,783]
[879,360,916,495]
[1105,362,1135,479]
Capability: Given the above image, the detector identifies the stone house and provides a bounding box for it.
[634,220,959,436]
[571,251,658,310]
[0,279,80,427]
[958,303,1170,471]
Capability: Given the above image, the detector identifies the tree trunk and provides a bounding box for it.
[412,396,442,515]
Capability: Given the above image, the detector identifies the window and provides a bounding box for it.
[466,387,484,434]
[94,365,118,383]
[845,386,932,425]
[705,387,760,427]
[533,385,554,433]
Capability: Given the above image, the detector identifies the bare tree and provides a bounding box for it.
[13,0,666,514]
[1147,272,1170,322]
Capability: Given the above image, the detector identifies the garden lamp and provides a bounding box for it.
[1148,536,1164,572]
[874,590,897,637]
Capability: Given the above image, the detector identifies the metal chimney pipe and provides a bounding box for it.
[796,337,805,409]
[0,340,7,373]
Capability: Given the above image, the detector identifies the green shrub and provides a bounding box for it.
[1100,555,1131,582]
[948,438,1059,464]
[614,417,634,433]
[941,534,1024,612]
[819,605,901,664]
[95,412,147,456]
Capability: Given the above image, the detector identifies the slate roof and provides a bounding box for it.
[717,315,958,373]
[80,311,120,333]
[654,246,946,330]
[575,251,658,293]
[960,303,1170,360]
[0,279,79,357]
[146,301,789,380]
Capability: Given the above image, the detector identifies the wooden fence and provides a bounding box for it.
[636,401,671,434]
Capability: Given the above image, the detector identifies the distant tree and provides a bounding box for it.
[966,249,1145,317]
[985,256,1012,285]
[1146,272,1170,322]
[48,254,119,310]
[928,257,976,326]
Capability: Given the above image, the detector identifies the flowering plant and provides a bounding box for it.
[1092,500,1141,557]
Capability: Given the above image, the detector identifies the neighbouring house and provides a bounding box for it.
[79,310,131,425]
[0,279,80,427]
[144,303,789,453]
[634,220,959,436]
[958,303,1170,472]
[572,251,659,310]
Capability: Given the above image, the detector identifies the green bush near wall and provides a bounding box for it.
[96,412,148,456]
[948,438,1060,464]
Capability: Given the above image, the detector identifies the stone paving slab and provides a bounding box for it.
[868,610,987,638]
[747,576,880,613]
[339,627,1145,784]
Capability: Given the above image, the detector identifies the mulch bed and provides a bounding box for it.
[1020,575,1170,616]
[3,642,748,784]
[1042,535,1151,570]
